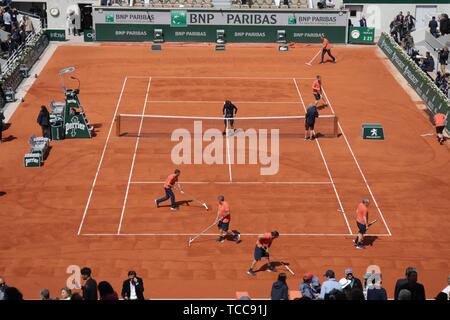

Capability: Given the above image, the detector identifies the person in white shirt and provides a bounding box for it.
[3,8,12,33]
[60,287,72,300]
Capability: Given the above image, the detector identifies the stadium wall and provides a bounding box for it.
[378,32,450,133]
[92,7,349,43]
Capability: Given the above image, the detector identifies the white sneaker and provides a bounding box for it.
[154,199,159,208]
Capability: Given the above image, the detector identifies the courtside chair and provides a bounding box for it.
[299,0,308,8]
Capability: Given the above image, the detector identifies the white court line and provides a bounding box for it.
[147,100,299,104]
[77,77,128,236]
[127,75,315,80]
[293,78,353,235]
[130,181,333,185]
[81,233,390,237]
[117,77,152,235]
[321,85,393,236]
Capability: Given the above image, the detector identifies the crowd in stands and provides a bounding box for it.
[389,11,449,97]
[0,267,449,300]
[0,4,34,59]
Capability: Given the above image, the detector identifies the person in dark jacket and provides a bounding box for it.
[344,268,363,291]
[359,16,367,27]
[121,271,145,300]
[81,267,98,300]
[396,269,426,300]
[440,14,449,36]
[4,287,23,300]
[271,273,289,300]
[394,266,416,299]
[98,281,119,300]
[429,17,439,37]
[37,105,51,138]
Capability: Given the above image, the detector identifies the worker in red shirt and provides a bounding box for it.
[247,231,279,276]
[320,35,336,64]
[154,169,183,211]
[312,75,327,107]
[216,195,240,243]
[434,113,447,145]
[354,199,369,249]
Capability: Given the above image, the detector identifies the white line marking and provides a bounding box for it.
[80,233,390,237]
[127,76,315,80]
[77,77,128,236]
[117,77,152,235]
[130,181,333,185]
[147,100,299,104]
[293,78,353,235]
[321,85,392,236]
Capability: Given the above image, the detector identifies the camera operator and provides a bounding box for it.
[419,52,435,77]
[436,47,449,75]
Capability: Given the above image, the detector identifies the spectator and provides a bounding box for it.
[325,0,335,9]
[394,267,416,299]
[40,288,51,300]
[429,17,439,37]
[366,275,388,300]
[10,8,18,27]
[4,287,23,300]
[359,15,367,27]
[441,275,450,297]
[420,51,435,73]
[396,269,426,300]
[402,32,414,56]
[319,270,341,299]
[435,292,448,300]
[37,105,51,138]
[98,281,119,300]
[60,287,72,300]
[66,10,76,36]
[70,292,83,300]
[398,289,412,300]
[338,278,352,300]
[81,267,98,300]
[439,73,448,97]
[3,7,11,33]
[350,288,366,300]
[20,15,34,37]
[344,268,363,290]
[326,288,347,300]
[404,11,416,32]
[438,47,448,75]
[396,11,404,24]
[271,273,289,300]
[299,273,319,300]
[440,14,449,36]
[0,276,8,300]
[390,18,401,43]
[121,270,145,300]
[11,26,22,48]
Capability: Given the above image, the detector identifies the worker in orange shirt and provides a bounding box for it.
[312,75,327,107]
[247,231,279,276]
[320,35,336,64]
[216,195,240,243]
[354,199,369,249]
[155,169,183,211]
[434,113,447,145]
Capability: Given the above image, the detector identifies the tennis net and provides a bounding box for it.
[115,114,339,138]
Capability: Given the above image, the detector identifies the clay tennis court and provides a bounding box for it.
[0,43,449,299]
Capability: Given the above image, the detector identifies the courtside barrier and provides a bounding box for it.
[378,32,450,134]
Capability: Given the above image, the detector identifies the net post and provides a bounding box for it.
[334,115,338,137]
[115,114,120,136]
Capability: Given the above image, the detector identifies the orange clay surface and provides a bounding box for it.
[0,43,449,299]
